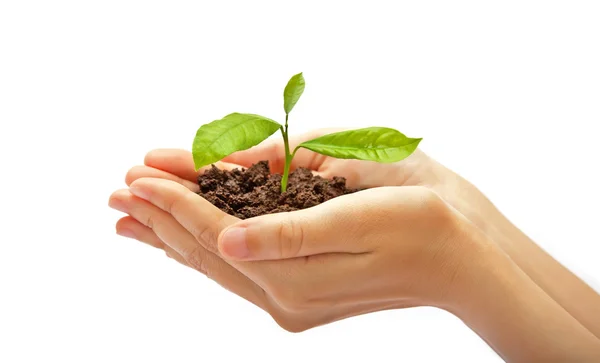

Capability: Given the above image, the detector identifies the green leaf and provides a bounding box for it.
[192,113,281,170]
[297,127,422,163]
[283,72,305,115]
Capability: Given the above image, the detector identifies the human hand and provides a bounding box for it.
[110,162,476,331]
[119,132,497,238]
[109,149,600,361]
[235,130,600,339]
[222,129,511,243]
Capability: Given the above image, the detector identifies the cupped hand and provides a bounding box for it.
[225,129,516,243]
[121,131,498,235]
[109,149,478,332]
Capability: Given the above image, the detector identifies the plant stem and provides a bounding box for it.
[280,114,292,193]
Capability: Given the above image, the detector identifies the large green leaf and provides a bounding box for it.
[192,113,281,170]
[283,72,305,115]
[297,127,422,163]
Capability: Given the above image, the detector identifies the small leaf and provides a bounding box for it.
[192,113,281,170]
[283,72,305,115]
[298,127,422,163]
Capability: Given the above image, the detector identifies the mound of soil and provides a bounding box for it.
[196,161,357,219]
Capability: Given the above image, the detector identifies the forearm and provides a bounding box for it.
[436,165,600,338]
[448,234,600,362]
[493,221,600,339]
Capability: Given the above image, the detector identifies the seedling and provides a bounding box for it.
[192,73,422,192]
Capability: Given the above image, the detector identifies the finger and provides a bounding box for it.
[110,188,217,260]
[121,179,379,314]
[217,192,377,261]
[116,215,165,249]
[143,149,242,182]
[128,178,237,255]
[121,179,312,306]
[163,244,191,267]
[125,165,200,192]
[116,215,191,266]
[108,189,266,309]
[123,177,380,311]
[224,129,344,173]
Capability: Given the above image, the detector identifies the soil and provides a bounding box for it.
[196,161,358,219]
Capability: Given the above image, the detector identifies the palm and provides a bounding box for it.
[116,148,419,332]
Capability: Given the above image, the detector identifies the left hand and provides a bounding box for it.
[109,151,481,332]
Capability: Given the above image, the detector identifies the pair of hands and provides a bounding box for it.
[109,130,490,331]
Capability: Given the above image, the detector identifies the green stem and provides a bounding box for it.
[280,120,292,193]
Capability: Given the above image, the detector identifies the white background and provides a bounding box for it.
[1,1,599,362]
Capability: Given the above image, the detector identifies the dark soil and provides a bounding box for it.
[196,161,358,219]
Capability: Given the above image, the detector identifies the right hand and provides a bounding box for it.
[113,176,475,332]
[227,130,600,340]
[111,133,600,352]
[225,129,513,242]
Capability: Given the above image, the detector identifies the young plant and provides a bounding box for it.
[192,73,422,193]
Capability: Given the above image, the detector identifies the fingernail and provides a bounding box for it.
[220,228,249,259]
[117,229,136,239]
[109,199,128,213]
[129,185,150,201]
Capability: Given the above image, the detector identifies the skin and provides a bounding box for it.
[109,130,600,362]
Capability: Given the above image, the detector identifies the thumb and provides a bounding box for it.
[217,199,369,261]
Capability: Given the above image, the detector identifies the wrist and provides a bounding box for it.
[440,226,511,313]
[440,225,600,362]
[428,215,499,310]
[404,202,495,309]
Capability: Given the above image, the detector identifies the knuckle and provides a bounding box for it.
[191,225,218,254]
[162,193,178,215]
[276,218,304,259]
[413,185,438,201]
[144,214,154,229]
[167,187,193,216]
[160,184,193,216]
[429,196,454,225]
[416,187,452,218]
[414,187,459,240]
[185,245,209,276]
